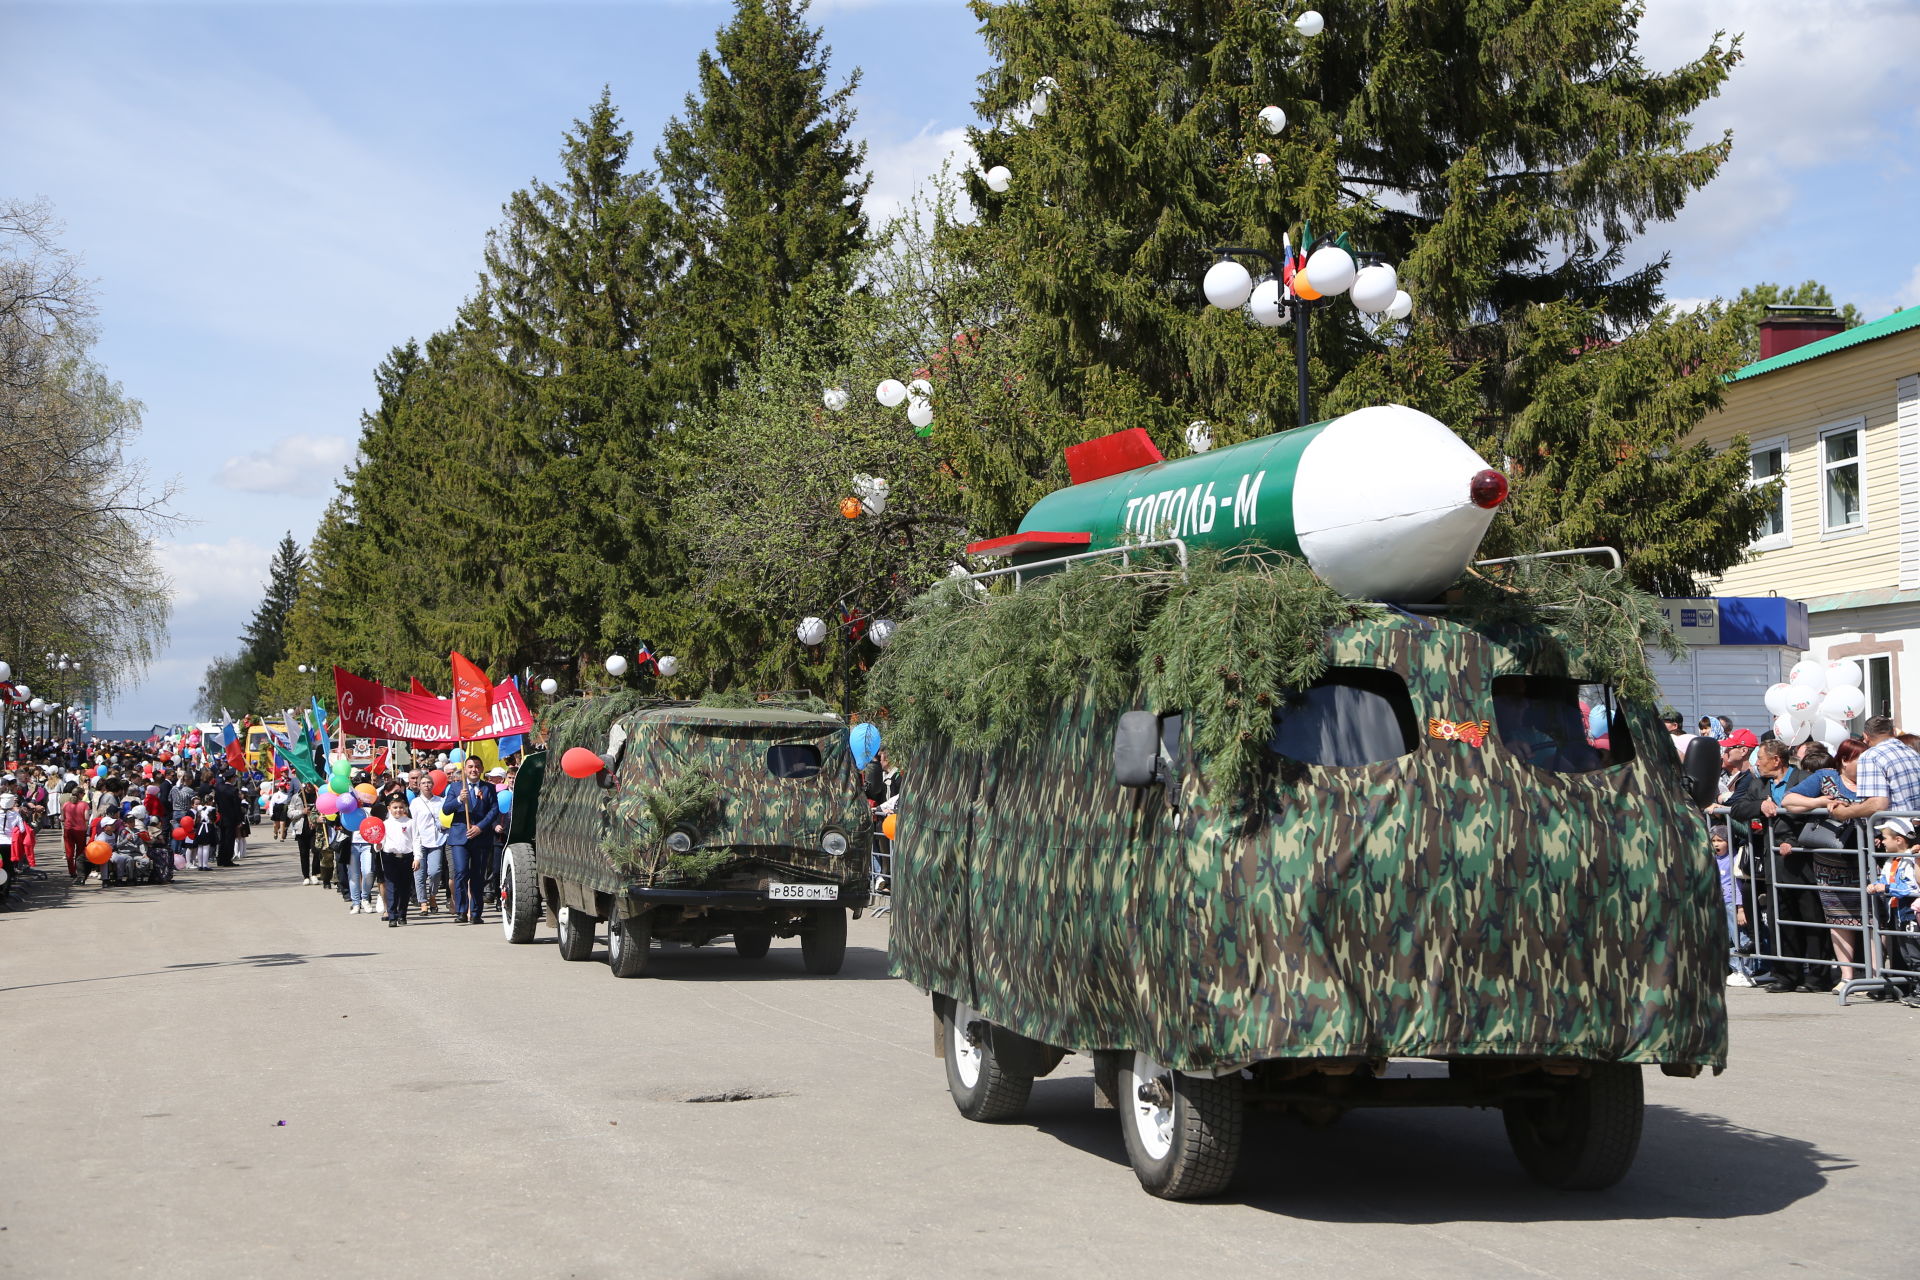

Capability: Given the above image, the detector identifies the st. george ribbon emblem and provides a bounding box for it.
[1428,717,1491,747]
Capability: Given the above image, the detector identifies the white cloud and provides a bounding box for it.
[859,122,976,228]
[1633,0,1920,260]
[218,433,354,494]
[160,537,277,613]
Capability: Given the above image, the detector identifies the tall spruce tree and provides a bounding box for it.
[965,0,1768,592]
[240,533,306,674]
[655,0,870,397]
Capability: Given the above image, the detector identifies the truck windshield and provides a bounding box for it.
[1490,676,1634,773]
[1268,668,1419,767]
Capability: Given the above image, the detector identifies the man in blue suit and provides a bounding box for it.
[441,757,499,926]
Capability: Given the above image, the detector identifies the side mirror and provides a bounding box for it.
[1112,711,1162,788]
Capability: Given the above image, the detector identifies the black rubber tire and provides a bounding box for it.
[501,846,540,944]
[556,906,598,962]
[606,912,652,978]
[733,928,773,959]
[941,1002,1034,1123]
[1117,1053,1243,1200]
[800,906,847,975]
[1502,1063,1644,1190]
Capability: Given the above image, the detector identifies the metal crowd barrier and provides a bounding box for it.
[1707,804,1920,1005]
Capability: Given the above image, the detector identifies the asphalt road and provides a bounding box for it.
[2,833,1914,1279]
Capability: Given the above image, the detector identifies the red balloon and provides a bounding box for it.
[360,817,387,845]
[561,747,606,779]
[180,815,196,832]
[429,768,449,796]
[85,840,112,865]
[172,826,188,841]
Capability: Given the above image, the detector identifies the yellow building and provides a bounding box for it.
[1691,303,1920,728]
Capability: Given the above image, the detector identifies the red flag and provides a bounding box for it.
[409,676,434,697]
[225,722,246,769]
[371,746,390,777]
[451,652,490,740]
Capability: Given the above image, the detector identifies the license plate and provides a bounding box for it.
[767,882,837,901]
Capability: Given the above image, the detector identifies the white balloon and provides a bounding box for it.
[1028,92,1048,117]
[1773,714,1810,745]
[1295,10,1325,37]
[0,661,10,682]
[1763,683,1794,717]
[1789,659,1828,692]
[1033,76,1057,94]
[822,386,848,411]
[907,378,933,399]
[907,399,934,430]
[604,654,629,677]
[1781,689,1820,720]
[1247,152,1273,174]
[1247,277,1288,328]
[1184,421,1213,454]
[875,379,907,408]
[656,656,680,678]
[29,698,44,711]
[13,685,26,699]
[861,490,887,516]
[984,165,1012,193]
[1257,105,1287,135]
[539,677,559,696]
[1825,658,1862,691]
[1384,290,1413,321]
[1302,245,1357,296]
[868,620,896,648]
[1202,259,1254,310]
[1820,687,1866,721]
[797,616,828,647]
[1814,717,1849,750]
[1349,263,1400,313]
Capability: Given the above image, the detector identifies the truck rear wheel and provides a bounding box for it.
[606,912,651,978]
[501,845,540,944]
[556,906,597,961]
[1117,1052,1242,1200]
[733,928,772,959]
[1502,1063,1643,1190]
[941,1001,1033,1122]
[799,906,846,975]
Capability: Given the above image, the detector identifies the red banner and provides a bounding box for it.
[332,667,531,746]
[334,667,456,746]
[451,651,490,740]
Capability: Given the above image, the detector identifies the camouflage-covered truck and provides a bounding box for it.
[501,700,873,978]
[890,608,1725,1197]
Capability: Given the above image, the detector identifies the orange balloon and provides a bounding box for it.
[1291,274,1323,301]
[839,497,863,519]
[881,813,897,841]
[85,839,112,865]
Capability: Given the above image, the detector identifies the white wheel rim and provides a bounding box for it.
[501,860,514,939]
[608,920,622,962]
[1129,1053,1175,1161]
[951,1004,984,1089]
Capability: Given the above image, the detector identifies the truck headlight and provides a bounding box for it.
[666,831,692,853]
[821,831,848,857]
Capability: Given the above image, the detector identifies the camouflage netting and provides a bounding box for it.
[865,550,1679,797]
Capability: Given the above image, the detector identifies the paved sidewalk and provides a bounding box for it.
[1,835,1914,1278]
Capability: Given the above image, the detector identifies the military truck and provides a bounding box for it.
[500,700,873,977]
[875,412,1726,1200]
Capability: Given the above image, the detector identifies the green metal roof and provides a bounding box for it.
[1727,303,1920,383]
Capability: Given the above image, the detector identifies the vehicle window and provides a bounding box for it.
[766,744,823,779]
[1491,677,1635,773]
[1268,668,1419,768]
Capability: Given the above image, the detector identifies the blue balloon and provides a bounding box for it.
[497,790,513,815]
[341,806,366,832]
[850,722,882,771]
[448,748,466,764]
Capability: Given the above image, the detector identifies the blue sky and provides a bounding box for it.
[3,0,1916,728]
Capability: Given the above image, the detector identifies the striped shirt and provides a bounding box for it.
[1851,740,1920,813]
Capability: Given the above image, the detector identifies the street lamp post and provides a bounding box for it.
[1203,240,1414,429]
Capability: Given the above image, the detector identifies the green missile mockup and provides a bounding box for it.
[965,404,1508,602]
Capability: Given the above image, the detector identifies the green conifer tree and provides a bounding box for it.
[964,0,1764,591]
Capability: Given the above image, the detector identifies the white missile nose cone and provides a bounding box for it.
[1291,405,1501,601]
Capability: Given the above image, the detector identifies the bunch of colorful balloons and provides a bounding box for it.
[1764,659,1868,749]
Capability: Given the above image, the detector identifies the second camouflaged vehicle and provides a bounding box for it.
[501,699,873,977]
[873,412,1727,1200]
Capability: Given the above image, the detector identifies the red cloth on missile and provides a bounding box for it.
[1065,428,1164,485]
[965,531,1092,559]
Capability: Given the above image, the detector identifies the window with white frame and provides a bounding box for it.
[1749,437,1788,547]
[1821,421,1864,533]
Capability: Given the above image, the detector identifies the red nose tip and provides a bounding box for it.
[1469,468,1509,509]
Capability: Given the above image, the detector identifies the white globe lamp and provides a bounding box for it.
[1258,105,1287,135]
[1248,278,1288,328]
[605,654,629,677]
[1302,245,1357,296]
[984,166,1012,193]
[797,617,828,647]
[1203,259,1254,310]
[1295,10,1325,38]
[539,677,559,696]
[1349,264,1399,313]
